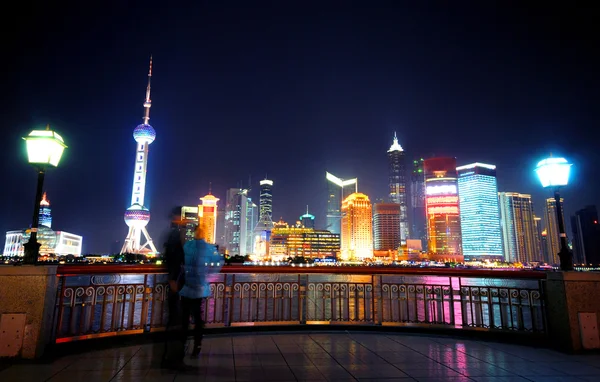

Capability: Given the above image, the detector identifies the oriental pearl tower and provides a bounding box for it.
[121,56,158,254]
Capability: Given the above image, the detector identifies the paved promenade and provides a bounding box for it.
[1,332,600,382]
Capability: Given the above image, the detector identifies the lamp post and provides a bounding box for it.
[535,156,573,271]
[22,125,67,264]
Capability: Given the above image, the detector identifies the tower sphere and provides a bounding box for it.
[133,123,156,144]
[124,204,151,228]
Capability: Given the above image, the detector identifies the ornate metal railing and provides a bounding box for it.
[53,265,547,343]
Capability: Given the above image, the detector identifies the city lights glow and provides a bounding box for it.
[456,162,496,171]
[535,157,571,188]
[427,206,459,215]
[426,184,457,195]
[426,196,459,205]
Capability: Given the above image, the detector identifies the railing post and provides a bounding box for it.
[140,274,150,332]
[225,274,234,327]
[299,274,308,324]
[373,275,382,325]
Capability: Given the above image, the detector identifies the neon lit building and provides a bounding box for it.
[199,193,219,244]
[424,157,462,257]
[326,172,357,234]
[498,192,538,263]
[269,227,340,261]
[456,163,503,261]
[544,197,565,265]
[340,193,373,261]
[224,188,257,256]
[387,133,408,243]
[121,57,158,254]
[4,227,82,257]
[373,203,401,251]
[39,192,52,228]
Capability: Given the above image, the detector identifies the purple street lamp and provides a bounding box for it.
[535,156,573,271]
[22,125,67,264]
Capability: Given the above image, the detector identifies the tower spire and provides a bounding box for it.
[208,182,212,195]
[143,55,153,125]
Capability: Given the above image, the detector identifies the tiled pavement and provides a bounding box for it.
[2,332,600,382]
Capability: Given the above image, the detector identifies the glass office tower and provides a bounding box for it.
[457,163,503,261]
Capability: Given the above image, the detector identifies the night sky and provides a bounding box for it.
[3,2,598,254]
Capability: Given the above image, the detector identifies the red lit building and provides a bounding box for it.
[424,157,463,260]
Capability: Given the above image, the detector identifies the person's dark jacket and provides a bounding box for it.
[164,228,185,291]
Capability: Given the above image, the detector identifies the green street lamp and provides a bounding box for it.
[22,125,67,264]
[535,156,573,271]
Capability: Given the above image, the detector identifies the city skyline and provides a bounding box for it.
[3,3,598,253]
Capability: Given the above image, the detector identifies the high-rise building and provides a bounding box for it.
[409,158,427,250]
[456,163,503,261]
[498,193,538,263]
[387,133,408,243]
[199,193,219,244]
[39,192,52,228]
[340,193,373,261]
[172,206,199,242]
[533,215,545,261]
[424,157,462,257]
[300,207,315,229]
[571,205,600,265]
[254,179,274,258]
[373,203,401,251]
[242,195,258,256]
[544,197,565,265]
[121,57,158,254]
[326,172,357,234]
[223,188,257,257]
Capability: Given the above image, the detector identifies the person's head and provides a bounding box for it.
[195,225,206,240]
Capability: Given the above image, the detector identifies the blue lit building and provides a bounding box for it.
[300,207,315,229]
[39,192,52,228]
[457,163,503,261]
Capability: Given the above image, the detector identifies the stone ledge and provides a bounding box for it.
[0,265,58,277]
[547,271,600,282]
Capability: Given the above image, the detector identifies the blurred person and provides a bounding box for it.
[179,225,224,357]
[161,211,186,369]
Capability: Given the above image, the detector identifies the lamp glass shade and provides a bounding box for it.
[23,130,67,167]
[535,157,571,188]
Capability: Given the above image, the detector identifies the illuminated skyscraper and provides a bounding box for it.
[326,172,357,234]
[253,179,274,258]
[39,192,52,228]
[121,57,158,254]
[498,193,538,263]
[224,188,256,256]
[571,206,600,265]
[300,207,315,229]
[456,163,503,260]
[409,158,427,250]
[387,133,408,243]
[544,197,565,265]
[373,203,401,251]
[199,192,219,244]
[424,157,462,257]
[533,215,544,261]
[340,193,373,260]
